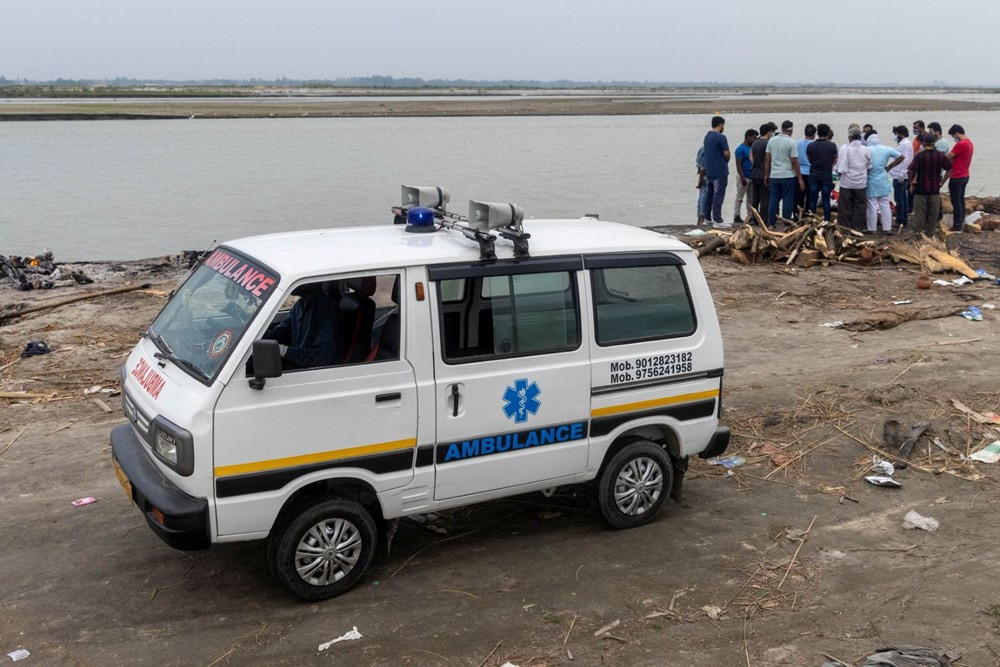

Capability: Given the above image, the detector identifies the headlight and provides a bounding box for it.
[154,429,179,464]
[150,416,195,476]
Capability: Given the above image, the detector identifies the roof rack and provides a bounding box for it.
[392,185,530,261]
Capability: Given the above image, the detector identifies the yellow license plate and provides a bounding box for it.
[113,457,133,506]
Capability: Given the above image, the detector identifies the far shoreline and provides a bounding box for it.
[2,94,999,121]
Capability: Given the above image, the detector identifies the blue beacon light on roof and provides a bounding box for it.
[405,207,437,234]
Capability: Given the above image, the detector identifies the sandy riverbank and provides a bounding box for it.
[2,230,1000,664]
[2,94,999,120]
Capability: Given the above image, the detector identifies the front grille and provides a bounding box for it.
[122,388,153,442]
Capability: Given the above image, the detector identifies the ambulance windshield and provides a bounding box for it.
[147,249,278,382]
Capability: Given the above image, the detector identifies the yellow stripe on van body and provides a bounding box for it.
[591,389,719,418]
[214,438,417,478]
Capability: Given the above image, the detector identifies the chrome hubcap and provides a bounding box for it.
[614,457,664,516]
[295,518,363,586]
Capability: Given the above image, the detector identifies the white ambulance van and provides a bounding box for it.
[111,187,729,600]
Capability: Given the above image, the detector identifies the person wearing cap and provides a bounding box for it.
[864,133,903,234]
[946,124,974,232]
[908,134,951,238]
[890,126,914,228]
[733,128,758,224]
[835,127,872,231]
[764,120,803,227]
[702,115,732,228]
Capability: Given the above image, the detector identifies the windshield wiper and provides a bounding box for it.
[152,349,210,382]
[142,329,173,355]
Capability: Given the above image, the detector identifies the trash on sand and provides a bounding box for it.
[701,605,723,620]
[983,303,997,310]
[317,626,362,652]
[683,229,709,237]
[891,299,913,305]
[975,268,997,281]
[903,510,939,532]
[20,341,51,358]
[968,441,1000,464]
[785,528,806,541]
[960,306,983,321]
[71,497,98,507]
[594,619,620,636]
[707,455,746,469]
[861,645,960,667]
[819,321,845,328]
[982,411,1000,424]
[953,276,974,286]
[870,455,895,476]
[83,385,103,396]
[865,476,902,488]
[6,649,30,662]
[932,279,952,286]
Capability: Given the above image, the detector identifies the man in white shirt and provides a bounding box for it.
[836,128,872,231]
[890,126,915,228]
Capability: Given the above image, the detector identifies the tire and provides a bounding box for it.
[597,441,673,530]
[269,497,377,601]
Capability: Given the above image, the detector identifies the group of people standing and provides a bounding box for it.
[697,116,974,238]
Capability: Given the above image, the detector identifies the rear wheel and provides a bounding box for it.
[597,441,673,529]
[269,497,377,601]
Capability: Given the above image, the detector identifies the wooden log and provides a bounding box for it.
[785,229,814,265]
[793,249,822,268]
[730,249,752,265]
[0,283,153,323]
[696,236,728,257]
[0,391,55,400]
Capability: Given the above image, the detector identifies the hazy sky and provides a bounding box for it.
[2,0,998,85]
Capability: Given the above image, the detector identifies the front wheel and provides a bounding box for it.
[597,441,673,529]
[269,497,377,601]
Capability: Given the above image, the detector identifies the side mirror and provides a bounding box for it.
[249,339,282,390]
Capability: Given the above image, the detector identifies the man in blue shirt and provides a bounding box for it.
[733,128,758,224]
[796,124,815,215]
[701,116,732,229]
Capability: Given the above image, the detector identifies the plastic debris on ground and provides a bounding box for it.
[20,341,51,358]
[683,229,709,237]
[975,268,997,280]
[903,510,939,532]
[819,321,845,328]
[707,455,746,470]
[960,305,983,321]
[71,497,98,507]
[968,441,1000,464]
[865,476,902,488]
[6,649,30,662]
[891,299,913,305]
[860,645,960,666]
[870,455,895,476]
[983,303,997,310]
[701,605,723,620]
[317,626,362,652]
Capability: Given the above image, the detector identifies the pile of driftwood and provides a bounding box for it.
[690,212,979,275]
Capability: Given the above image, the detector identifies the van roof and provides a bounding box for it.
[225,219,692,281]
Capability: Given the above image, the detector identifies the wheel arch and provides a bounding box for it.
[270,476,384,538]
[597,422,681,475]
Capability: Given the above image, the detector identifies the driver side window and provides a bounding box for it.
[255,273,401,374]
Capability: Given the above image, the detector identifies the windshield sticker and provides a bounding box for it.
[203,250,276,298]
[132,357,166,399]
[208,329,234,359]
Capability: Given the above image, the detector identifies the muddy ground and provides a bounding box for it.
[2,233,1000,667]
[2,94,998,121]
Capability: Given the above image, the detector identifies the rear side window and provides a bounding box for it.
[591,265,696,345]
[437,271,580,362]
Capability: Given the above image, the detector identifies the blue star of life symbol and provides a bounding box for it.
[502,378,541,424]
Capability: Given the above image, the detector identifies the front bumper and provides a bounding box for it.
[698,426,731,459]
[111,424,210,550]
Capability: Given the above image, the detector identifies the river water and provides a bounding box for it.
[2,110,997,260]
